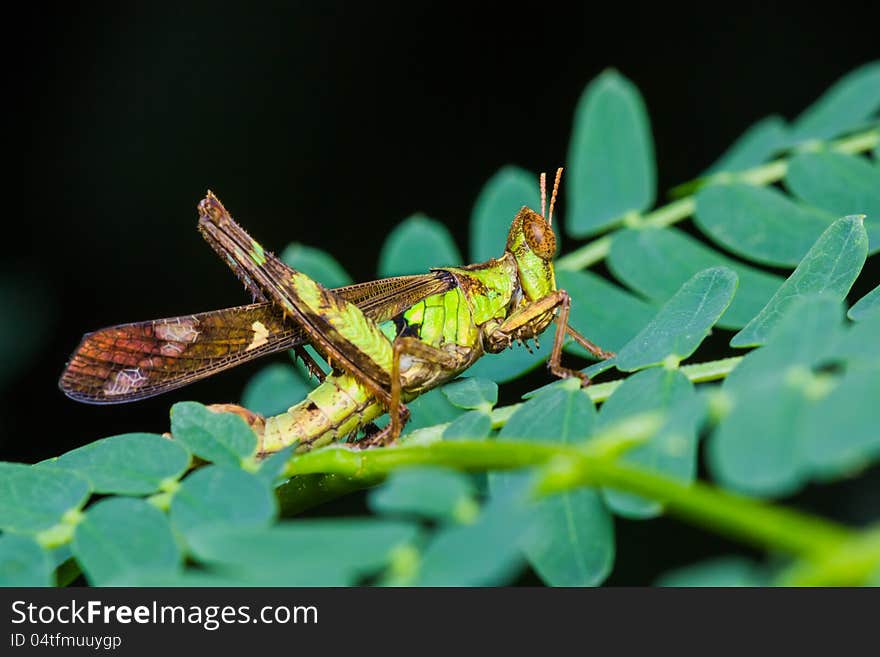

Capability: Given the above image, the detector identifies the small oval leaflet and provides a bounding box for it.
[441,377,498,411]
[170,465,278,540]
[848,284,880,321]
[608,227,781,329]
[0,463,90,534]
[731,215,868,348]
[378,214,461,277]
[442,409,493,442]
[558,268,657,356]
[695,183,835,267]
[710,297,846,496]
[614,267,738,372]
[788,61,880,143]
[186,520,418,586]
[0,534,53,587]
[368,467,477,523]
[785,151,880,253]
[704,115,788,175]
[490,382,615,587]
[656,556,766,587]
[242,363,312,417]
[470,166,542,262]
[597,367,701,518]
[72,497,182,585]
[51,433,190,496]
[281,242,353,288]
[169,401,258,466]
[411,497,529,587]
[566,69,656,237]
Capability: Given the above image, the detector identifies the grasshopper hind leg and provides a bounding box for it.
[354,336,470,449]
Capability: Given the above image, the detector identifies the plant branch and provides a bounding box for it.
[483,356,742,430]
[282,439,856,560]
[556,127,879,271]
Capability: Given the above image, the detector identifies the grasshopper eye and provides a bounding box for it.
[524,215,556,260]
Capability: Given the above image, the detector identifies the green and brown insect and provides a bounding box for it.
[59,169,613,453]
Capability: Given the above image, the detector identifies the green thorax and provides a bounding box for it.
[373,254,520,350]
[438,253,520,324]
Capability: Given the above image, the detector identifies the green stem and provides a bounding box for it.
[556,127,879,271]
[283,439,853,558]
[485,355,742,429]
[550,459,852,557]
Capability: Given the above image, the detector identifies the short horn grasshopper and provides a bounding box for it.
[59,169,613,453]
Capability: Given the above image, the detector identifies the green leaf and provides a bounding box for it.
[731,215,868,347]
[412,497,528,586]
[170,465,277,539]
[187,520,417,586]
[441,377,498,411]
[695,183,835,267]
[0,463,89,534]
[170,401,257,466]
[803,365,880,478]
[242,363,311,417]
[403,386,466,434]
[709,297,846,496]
[833,307,880,366]
[491,383,614,586]
[442,410,493,441]
[582,357,617,379]
[0,534,53,586]
[378,214,461,277]
[464,324,554,383]
[655,556,766,587]
[49,433,190,495]
[848,284,880,321]
[558,269,657,356]
[705,115,788,174]
[789,61,880,143]
[116,570,259,587]
[786,151,880,252]
[368,467,477,523]
[598,368,700,518]
[615,267,737,372]
[280,242,353,288]
[608,227,783,329]
[72,497,181,585]
[256,445,295,486]
[470,166,541,262]
[566,69,655,237]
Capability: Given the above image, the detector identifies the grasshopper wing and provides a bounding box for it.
[59,275,454,404]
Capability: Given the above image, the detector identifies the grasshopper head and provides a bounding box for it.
[505,168,562,301]
[506,207,557,301]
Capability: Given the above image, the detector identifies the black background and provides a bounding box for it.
[3,3,879,584]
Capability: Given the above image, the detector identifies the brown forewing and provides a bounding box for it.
[59,273,454,404]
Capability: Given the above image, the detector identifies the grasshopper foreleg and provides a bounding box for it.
[485,289,614,387]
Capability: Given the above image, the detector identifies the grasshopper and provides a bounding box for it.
[59,169,612,453]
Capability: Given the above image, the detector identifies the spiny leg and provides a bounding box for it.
[293,345,327,382]
[485,289,614,386]
[357,337,468,448]
[565,325,615,360]
[198,193,396,407]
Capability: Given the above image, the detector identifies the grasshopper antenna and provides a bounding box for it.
[540,172,547,218]
[548,167,563,227]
